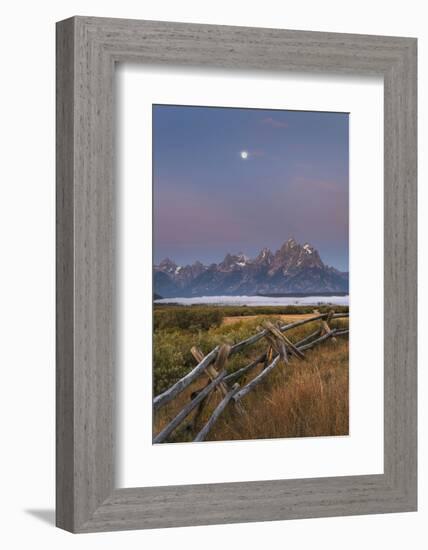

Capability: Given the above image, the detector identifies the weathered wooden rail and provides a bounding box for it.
[153,310,349,443]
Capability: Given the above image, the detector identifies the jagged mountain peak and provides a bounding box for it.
[219,252,249,270]
[255,247,274,265]
[154,239,348,297]
[158,257,177,272]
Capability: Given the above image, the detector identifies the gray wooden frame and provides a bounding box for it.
[56,16,417,533]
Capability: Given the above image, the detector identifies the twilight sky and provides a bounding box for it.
[153,105,349,271]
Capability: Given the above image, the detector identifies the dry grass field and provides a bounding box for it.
[153,305,349,443]
[222,312,318,326]
[208,337,348,441]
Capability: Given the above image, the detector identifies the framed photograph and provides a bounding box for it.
[151,104,350,446]
[56,16,417,532]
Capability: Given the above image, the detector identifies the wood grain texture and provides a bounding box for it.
[56,16,417,532]
[56,17,75,532]
[154,345,219,410]
[234,355,281,402]
[194,383,240,442]
[153,371,227,444]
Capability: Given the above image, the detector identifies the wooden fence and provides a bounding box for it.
[153,310,349,444]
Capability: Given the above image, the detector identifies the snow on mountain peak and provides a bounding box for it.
[154,238,348,296]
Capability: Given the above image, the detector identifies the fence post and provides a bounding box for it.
[191,345,230,397]
[314,308,337,343]
[263,320,304,360]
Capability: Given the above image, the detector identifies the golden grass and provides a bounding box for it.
[222,313,319,326]
[208,338,348,441]
[153,316,349,443]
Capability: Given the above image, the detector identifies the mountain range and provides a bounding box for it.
[154,238,348,298]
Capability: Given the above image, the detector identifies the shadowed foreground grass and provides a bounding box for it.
[208,338,348,441]
[153,309,349,443]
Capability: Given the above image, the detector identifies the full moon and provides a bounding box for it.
[240,150,248,159]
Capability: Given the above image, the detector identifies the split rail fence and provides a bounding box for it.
[153,310,349,444]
